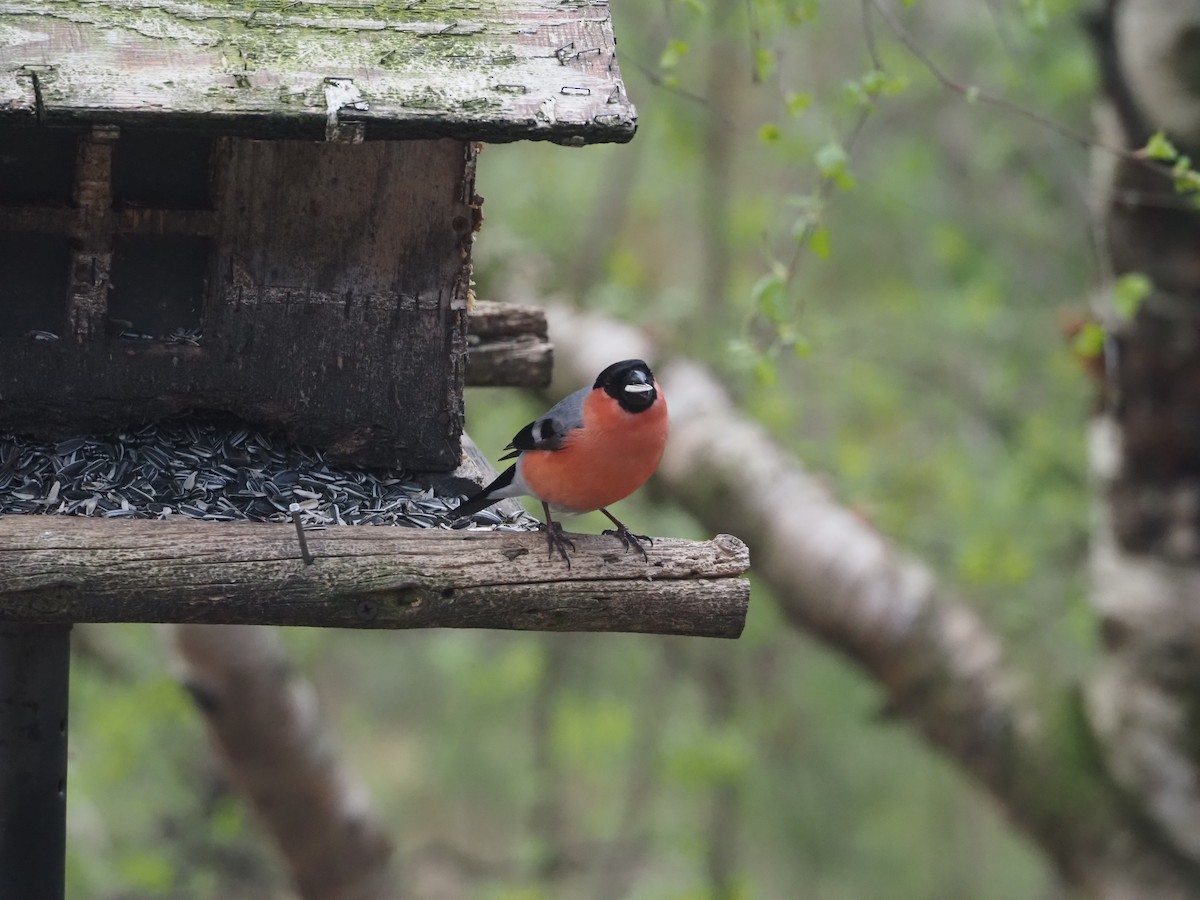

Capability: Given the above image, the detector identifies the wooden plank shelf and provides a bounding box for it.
[0,519,750,638]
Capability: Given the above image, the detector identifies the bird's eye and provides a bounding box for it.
[624,383,653,393]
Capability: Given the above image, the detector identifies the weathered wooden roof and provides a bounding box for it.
[0,0,635,144]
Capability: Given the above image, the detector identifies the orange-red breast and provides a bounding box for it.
[447,359,668,565]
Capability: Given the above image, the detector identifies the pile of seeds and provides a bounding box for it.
[0,417,535,531]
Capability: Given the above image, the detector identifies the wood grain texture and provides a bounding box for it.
[465,300,551,387]
[465,337,552,387]
[0,0,636,145]
[468,301,548,339]
[0,519,750,638]
[65,126,115,341]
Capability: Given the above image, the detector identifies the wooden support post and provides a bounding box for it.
[67,125,117,343]
[0,624,70,900]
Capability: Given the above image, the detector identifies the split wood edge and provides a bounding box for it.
[0,519,750,638]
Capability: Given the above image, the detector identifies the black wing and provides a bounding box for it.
[444,464,516,520]
[498,388,586,460]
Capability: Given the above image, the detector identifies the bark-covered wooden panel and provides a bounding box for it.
[0,0,635,145]
[0,134,476,471]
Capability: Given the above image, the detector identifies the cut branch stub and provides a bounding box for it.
[465,300,552,388]
[0,519,749,638]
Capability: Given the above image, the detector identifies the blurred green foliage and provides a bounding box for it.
[66,1,1102,897]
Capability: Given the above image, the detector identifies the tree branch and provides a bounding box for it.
[0,520,749,638]
[171,624,398,900]
[542,302,1200,898]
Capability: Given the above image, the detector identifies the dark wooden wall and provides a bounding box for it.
[0,127,477,470]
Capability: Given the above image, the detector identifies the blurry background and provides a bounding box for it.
[65,1,1098,897]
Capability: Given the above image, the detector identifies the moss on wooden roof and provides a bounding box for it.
[0,0,635,143]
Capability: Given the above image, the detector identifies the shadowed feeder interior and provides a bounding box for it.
[0,127,77,339]
[108,131,214,340]
[109,234,208,340]
[0,126,76,203]
[0,234,69,338]
[112,130,213,210]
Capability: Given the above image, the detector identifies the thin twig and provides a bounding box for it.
[861,0,886,74]
[785,106,873,284]
[866,0,1152,171]
[745,0,764,83]
[624,55,733,123]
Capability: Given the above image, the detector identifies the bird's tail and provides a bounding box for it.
[443,464,517,522]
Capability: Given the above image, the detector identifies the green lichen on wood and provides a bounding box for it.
[0,0,636,143]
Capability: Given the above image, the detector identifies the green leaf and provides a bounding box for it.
[785,91,812,116]
[754,47,775,82]
[758,122,783,143]
[809,224,831,259]
[118,852,173,893]
[857,70,908,98]
[1071,321,1106,359]
[1144,131,1178,162]
[751,271,790,323]
[1113,272,1151,319]
[753,355,778,385]
[789,0,821,23]
[860,70,887,95]
[843,79,869,108]
[209,797,246,843]
[815,141,855,190]
[776,324,812,357]
[1171,155,1200,194]
[659,39,689,70]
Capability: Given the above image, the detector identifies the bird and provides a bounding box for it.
[445,359,668,566]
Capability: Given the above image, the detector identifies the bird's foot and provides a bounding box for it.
[602,525,653,562]
[539,520,576,568]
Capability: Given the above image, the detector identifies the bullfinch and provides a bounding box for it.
[447,359,668,566]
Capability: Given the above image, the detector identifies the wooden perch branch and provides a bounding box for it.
[0,519,749,638]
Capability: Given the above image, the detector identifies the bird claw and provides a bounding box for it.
[602,526,652,562]
[540,521,576,568]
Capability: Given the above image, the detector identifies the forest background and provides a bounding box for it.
[65,1,1101,897]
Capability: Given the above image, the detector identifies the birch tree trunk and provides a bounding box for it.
[1085,0,1200,870]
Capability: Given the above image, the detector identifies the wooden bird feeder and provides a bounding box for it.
[0,2,750,897]
[0,0,618,465]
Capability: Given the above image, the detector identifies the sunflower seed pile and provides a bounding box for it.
[0,417,534,531]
